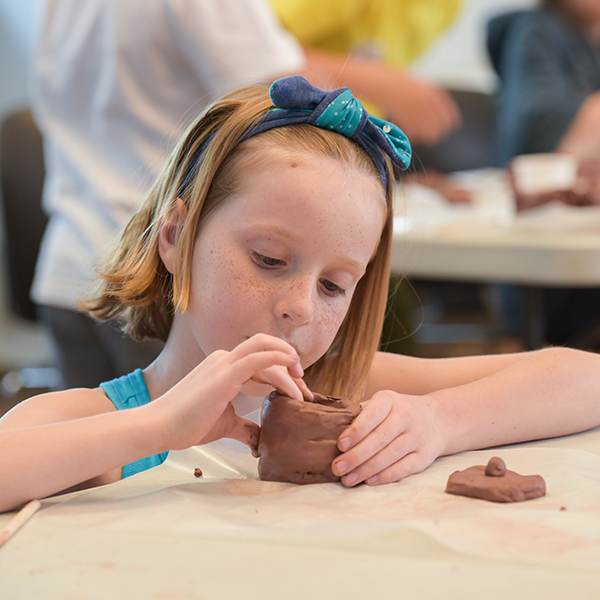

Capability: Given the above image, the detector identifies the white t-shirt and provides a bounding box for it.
[30,0,305,309]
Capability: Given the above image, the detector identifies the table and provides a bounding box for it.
[2,424,600,600]
[391,170,600,348]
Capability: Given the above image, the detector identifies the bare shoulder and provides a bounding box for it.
[0,387,115,430]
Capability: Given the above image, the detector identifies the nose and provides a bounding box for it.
[275,276,315,326]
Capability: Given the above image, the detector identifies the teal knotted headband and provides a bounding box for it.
[179,75,412,194]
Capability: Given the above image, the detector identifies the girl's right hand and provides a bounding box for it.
[150,334,309,454]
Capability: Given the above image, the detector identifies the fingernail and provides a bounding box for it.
[344,473,358,486]
[338,437,351,452]
[334,460,347,475]
[366,475,379,485]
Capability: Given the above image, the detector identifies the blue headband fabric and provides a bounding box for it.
[179,75,411,194]
[243,76,411,190]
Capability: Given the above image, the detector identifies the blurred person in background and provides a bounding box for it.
[30,0,305,389]
[272,0,463,145]
[271,0,473,204]
[488,0,600,347]
[489,0,600,167]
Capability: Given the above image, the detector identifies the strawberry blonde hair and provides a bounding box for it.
[82,85,393,401]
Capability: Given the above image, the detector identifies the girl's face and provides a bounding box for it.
[185,152,386,381]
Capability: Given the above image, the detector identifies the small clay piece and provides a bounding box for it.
[258,391,361,484]
[484,456,506,477]
[194,468,203,478]
[445,456,546,503]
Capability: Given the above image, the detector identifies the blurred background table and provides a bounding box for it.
[392,169,600,349]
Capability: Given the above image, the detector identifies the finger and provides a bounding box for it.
[362,451,429,487]
[228,415,261,457]
[232,334,302,366]
[336,396,393,453]
[293,377,314,401]
[230,335,304,380]
[250,371,312,401]
[335,433,415,486]
[230,350,301,383]
[289,364,305,380]
[333,416,409,480]
[252,365,305,401]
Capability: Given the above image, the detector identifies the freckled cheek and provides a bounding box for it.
[311,302,350,351]
[229,267,278,305]
[193,250,261,312]
[205,263,280,339]
[195,260,270,342]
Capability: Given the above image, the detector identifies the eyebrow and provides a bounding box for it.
[247,224,300,242]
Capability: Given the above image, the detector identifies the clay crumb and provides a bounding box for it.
[194,468,203,478]
[560,506,567,511]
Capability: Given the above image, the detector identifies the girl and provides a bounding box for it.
[1,76,600,513]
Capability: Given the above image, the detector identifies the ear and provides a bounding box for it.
[158,198,188,274]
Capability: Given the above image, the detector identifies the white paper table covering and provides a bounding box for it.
[33,443,600,566]
[2,425,600,598]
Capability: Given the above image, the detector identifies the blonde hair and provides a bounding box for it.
[82,85,394,402]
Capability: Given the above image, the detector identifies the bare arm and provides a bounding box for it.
[335,347,600,486]
[0,334,307,512]
[365,350,526,398]
[430,346,600,453]
[0,392,160,512]
[300,47,461,146]
[556,91,600,160]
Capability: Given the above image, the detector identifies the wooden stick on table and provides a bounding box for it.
[0,500,41,548]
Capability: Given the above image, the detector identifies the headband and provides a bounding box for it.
[179,75,412,194]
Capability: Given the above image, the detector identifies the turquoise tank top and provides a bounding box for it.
[100,368,169,478]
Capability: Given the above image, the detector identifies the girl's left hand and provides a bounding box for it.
[331,390,446,486]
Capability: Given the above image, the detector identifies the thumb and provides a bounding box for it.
[228,415,261,458]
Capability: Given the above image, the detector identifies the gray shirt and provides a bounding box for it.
[487,8,600,166]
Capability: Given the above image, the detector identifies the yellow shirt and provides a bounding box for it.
[270,0,462,68]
